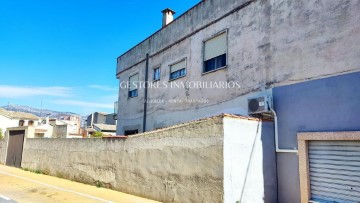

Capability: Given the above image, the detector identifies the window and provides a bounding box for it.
[128,73,138,98]
[203,32,227,73]
[170,59,186,80]
[19,120,25,127]
[153,67,161,81]
[28,120,34,126]
[125,129,138,136]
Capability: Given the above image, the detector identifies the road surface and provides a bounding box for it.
[0,164,160,203]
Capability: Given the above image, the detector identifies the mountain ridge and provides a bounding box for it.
[2,104,77,118]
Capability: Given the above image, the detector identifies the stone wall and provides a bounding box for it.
[20,114,277,203]
[0,137,6,164]
[21,116,225,202]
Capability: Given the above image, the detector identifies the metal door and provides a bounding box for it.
[5,130,25,168]
[309,140,360,202]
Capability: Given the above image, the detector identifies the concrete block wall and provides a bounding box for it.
[0,138,6,165]
[22,116,225,203]
[20,114,276,203]
[0,130,9,165]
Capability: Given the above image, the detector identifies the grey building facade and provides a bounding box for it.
[86,112,116,127]
[116,0,360,202]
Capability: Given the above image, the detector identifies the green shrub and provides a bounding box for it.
[34,169,43,174]
[91,131,104,138]
[95,181,103,188]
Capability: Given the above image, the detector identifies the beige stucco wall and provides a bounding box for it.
[21,116,225,202]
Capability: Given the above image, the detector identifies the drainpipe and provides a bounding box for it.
[270,108,298,153]
[91,113,94,127]
[143,53,149,133]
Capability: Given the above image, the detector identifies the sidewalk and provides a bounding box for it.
[0,164,160,203]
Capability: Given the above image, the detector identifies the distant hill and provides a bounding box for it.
[1,104,87,126]
[2,104,76,118]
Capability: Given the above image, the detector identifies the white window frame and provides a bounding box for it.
[202,29,228,74]
[153,66,161,81]
[169,58,187,81]
[128,73,139,98]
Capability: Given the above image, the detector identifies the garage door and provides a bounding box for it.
[309,141,360,203]
[6,130,25,168]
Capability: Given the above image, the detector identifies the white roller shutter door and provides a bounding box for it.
[309,141,360,203]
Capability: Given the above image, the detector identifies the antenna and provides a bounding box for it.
[40,100,43,118]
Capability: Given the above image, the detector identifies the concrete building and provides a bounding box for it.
[57,114,81,135]
[116,0,360,202]
[86,112,116,127]
[85,112,117,136]
[49,119,83,138]
[93,124,116,136]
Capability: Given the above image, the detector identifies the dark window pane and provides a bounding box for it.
[124,130,138,136]
[170,68,186,80]
[153,68,160,81]
[128,89,138,98]
[204,54,227,73]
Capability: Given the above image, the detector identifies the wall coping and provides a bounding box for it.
[127,113,267,138]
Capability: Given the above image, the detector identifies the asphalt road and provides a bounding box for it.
[0,165,160,203]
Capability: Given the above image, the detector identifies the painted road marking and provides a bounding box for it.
[0,171,113,203]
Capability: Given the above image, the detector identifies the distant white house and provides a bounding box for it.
[49,118,83,138]
[0,108,39,136]
[57,114,81,135]
[34,117,53,138]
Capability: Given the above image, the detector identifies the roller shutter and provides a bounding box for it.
[170,59,186,73]
[309,141,360,203]
[204,32,227,61]
[129,74,139,91]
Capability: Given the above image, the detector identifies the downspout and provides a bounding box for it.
[143,53,149,133]
[268,103,297,203]
[91,113,94,127]
[270,108,298,153]
[90,113,94,138]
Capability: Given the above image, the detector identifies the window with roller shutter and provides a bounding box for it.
[169,59,186,80]
[128,73,139,98]
[203,31,227,73]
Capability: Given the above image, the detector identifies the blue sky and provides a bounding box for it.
[0,0,199,115]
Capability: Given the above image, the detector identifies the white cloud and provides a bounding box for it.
[51,100,113,109]
[0,85,72,98]
[88,85,117,92]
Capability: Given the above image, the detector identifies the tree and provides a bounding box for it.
[91,131,104,138]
